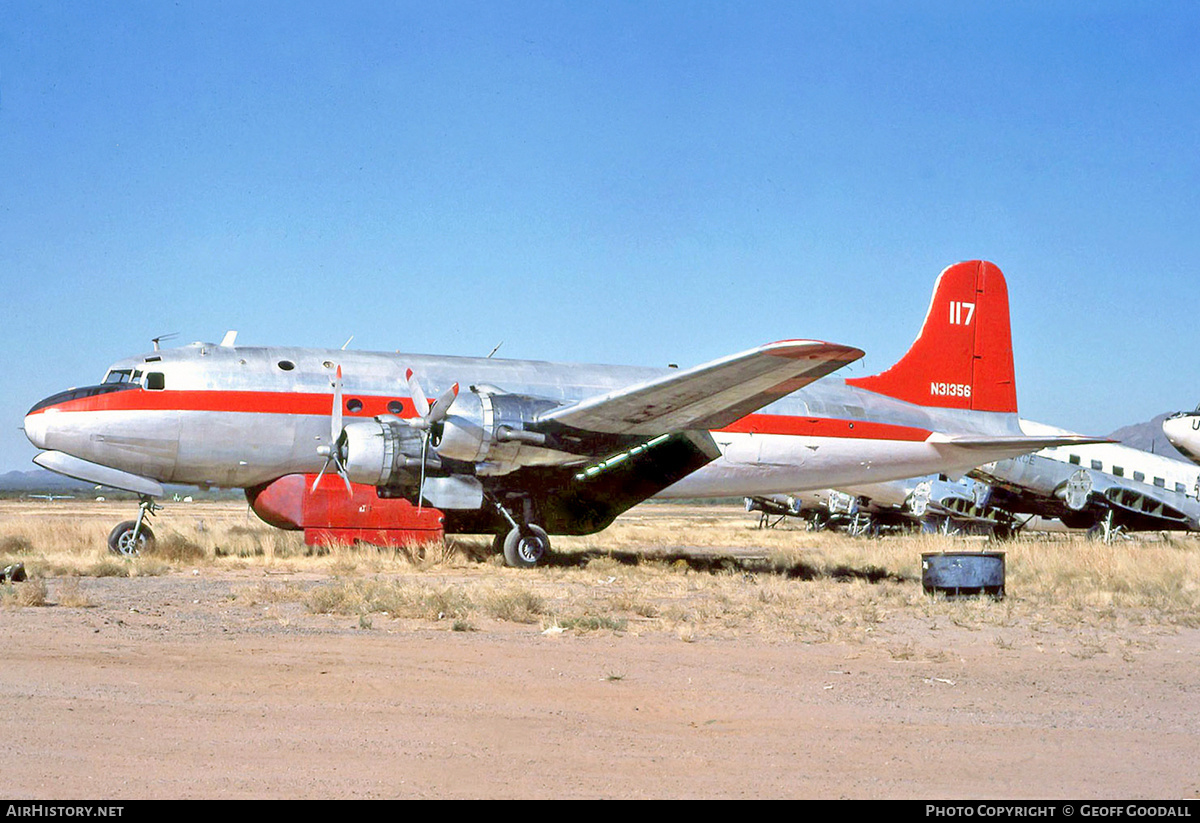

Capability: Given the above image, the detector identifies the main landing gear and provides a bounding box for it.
[1086,509,1126,544]
[107,495,161,556]
[488,493,551,568]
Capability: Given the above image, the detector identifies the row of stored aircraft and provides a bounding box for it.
[749,422,1200,540]
[24,260,1104,566]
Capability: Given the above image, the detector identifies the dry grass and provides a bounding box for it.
[3,501,1199,645]
[55,576,94,608]
[2,577,48,607]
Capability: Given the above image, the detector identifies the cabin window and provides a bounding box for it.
[346,398,363,413]
[277,360,296,371]
[146,372,165,391]
[1154,477,1165,488]
[1112,466,1124,477]
[1091,460,1103,471]
[1068,454,1080,465]
[1175,482,1186,494]
[387,400,404,415]
[1134,471,1145,482]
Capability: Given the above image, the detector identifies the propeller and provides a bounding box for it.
[312,366,353,494]
[405,368,459,510]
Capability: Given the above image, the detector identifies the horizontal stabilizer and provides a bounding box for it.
[926,433,1113,450]
[539,340,863,435]
[33,450,164,497]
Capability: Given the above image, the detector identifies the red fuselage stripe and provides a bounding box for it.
[28,389,934,442]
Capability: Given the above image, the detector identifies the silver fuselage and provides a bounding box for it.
[26,341,1033,498]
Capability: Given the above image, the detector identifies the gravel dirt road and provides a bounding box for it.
[2,569,1198,799]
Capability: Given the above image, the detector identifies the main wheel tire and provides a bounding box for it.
[502,525,549,568]
[107,521,155,556]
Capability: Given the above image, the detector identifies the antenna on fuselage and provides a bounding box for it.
[151,332,179,352]
[341,336,354,350]
[487,341,504,359]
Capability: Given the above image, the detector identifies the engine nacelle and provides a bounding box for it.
[334,389,574,488]
[437,388,569,475]
[340,418,411,487]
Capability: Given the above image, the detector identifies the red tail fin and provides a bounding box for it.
[845,260,1017,413]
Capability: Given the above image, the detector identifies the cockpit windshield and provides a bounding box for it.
[103,369,143,384]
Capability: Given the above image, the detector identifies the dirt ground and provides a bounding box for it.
[1,505,1198,799]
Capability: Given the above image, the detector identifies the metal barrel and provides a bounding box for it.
[921,551,1005,598]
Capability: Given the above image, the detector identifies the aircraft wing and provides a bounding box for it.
[538,340,864,436]
[1094,483,1195,527]
[34,450,164,497]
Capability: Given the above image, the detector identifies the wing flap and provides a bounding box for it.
[538,340,863,436]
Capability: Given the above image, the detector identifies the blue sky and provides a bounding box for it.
[3,2,1199,471]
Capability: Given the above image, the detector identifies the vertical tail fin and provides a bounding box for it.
[845,260,1017,413]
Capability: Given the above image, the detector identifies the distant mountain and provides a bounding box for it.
[1106,413,1189,460]
[0,468,239,499]
[0,469,95,492]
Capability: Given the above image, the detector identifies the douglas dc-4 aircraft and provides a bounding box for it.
[24,260,1095,566]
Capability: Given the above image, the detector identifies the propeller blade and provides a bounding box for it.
[428,382,460,425]
[331,366,343,443]
[417,432,428,513]
[405,368,458,511]
[313,366,352,496]
[405,368,430,419]
[312,460,330,492]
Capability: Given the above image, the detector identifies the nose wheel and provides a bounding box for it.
[107,496,161,556]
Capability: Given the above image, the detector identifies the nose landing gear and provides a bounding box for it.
[107,495,161,556]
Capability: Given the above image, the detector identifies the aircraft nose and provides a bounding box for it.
[24,408,48,450]
[25,388,72,451]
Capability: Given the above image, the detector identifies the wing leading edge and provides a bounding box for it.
[538,340,864,436]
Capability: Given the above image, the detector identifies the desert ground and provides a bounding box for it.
[1,499,1198,799]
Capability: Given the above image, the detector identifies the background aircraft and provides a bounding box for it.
[1163,408,1200,465]
[970,420,1200,539]
[751,416,1200,540]
[24,261,1092,565]
[747,474,1009,536]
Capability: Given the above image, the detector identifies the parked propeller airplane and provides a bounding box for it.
[746,473,1008,536]
[761,419,1200,540]
[24,260,1095,566]
[972,419,1200,538]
